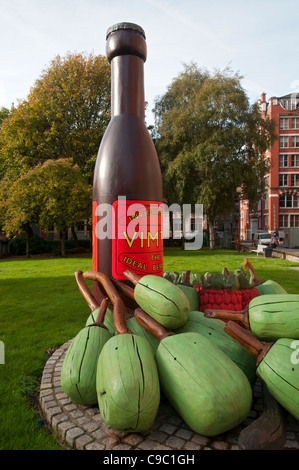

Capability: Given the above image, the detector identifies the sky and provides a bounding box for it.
[1,0,299,126]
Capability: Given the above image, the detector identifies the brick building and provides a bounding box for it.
[239,91,299,242]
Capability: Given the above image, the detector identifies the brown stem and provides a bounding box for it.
[83,270,131,335]
[224,321,273,365]
[204,307,250,329]
[123,270,141,286]
[223,267,230,278]
[244,258,264,286]
[74,270,99,312]
[134,308,175,342]
[92,297,109,330]
[182,270,192,287]
[112,279,135,301]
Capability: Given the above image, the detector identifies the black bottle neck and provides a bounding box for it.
[111,55,145,119]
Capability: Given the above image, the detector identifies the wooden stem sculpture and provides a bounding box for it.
[74,270,115,334]
[83,270,130,335]
[238,383,286,450]
[60,271,112,405]
[205,293,299,341]
[134,308,252,437]
[83,270,160,432]
[123,270,190,329]
[244,258,287,295]
[224,321,299,421]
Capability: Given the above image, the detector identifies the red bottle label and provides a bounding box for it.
[92,199,163,280]
[112,199,163,279]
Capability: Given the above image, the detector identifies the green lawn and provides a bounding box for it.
[0,247,298,450]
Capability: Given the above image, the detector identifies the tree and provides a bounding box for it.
[0,159,92,257]
[0,52,111,182]
[153,63,276,249]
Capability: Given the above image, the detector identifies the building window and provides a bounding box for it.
[291,154,299,167]
[290,215,299,227]
[280,136,289,148]
[279,174,288,186]
[280,118,289,129]
[291,174,299,187]
[279,155,288,167]
[279,214,289,227]
[291,136,299,148]
[77,221,85,231]
[291,117,299,129]
[279,193,299,207]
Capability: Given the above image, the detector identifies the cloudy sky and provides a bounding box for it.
[1,0,299,125]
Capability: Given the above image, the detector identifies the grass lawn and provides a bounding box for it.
[0,247,298,450]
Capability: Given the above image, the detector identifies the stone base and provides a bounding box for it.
[38,340,299,451]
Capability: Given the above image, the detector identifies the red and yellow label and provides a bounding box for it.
[93,199,163,280]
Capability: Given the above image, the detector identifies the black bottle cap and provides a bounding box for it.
[106,22,146,40]
[106,22,147,63]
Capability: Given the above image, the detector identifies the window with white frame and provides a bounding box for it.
[280,136,289,148]
[291,117,299,129]
[280,118,289,129]
[291,154,299,167]
[279,214,289,227]
[279,154,288,167]
[279,174,288,186]
[291,174,299,187]
[279,193,298,207]
[290,214,299,227]
[291,136,299,148]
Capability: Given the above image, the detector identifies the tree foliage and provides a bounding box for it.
[0,52,111,182]
[153,63,276,248]
[0,159,92,256]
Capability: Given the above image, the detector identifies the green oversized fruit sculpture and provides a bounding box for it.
[83,271,160,432]
[205,294,299,342]
[175,310,257,385]
[225,321,299,421]
[123,270,190,329]
[135,308,252,437]
[61,271,111,405]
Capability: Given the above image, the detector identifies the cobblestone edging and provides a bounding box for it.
[38,340,299,451]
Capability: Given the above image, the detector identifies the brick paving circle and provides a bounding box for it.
[38,340,299,451]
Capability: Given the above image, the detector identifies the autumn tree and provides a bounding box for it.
[0,52,111,182]
[153,64,276,249]
[0,159,92,257]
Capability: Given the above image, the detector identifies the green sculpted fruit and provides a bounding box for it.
[96,333,160,432]
[124,270,190,329]
[256,280,287,296]
[176,311,256,385]
[61,300,111,405]
[225,321,299,421]
[246,294,299,341]
[82,269,160,432]
[135,309,252,437]
[205,293,299,342]
[176,284,199,311]
[257,338,299,420]
[61,270,112,405]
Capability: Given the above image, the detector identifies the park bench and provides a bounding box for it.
[252,244,271,257]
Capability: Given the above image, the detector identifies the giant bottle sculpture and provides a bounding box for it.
[92,22,163,302]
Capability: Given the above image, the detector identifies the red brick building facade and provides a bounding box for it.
[240,92,299,241]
